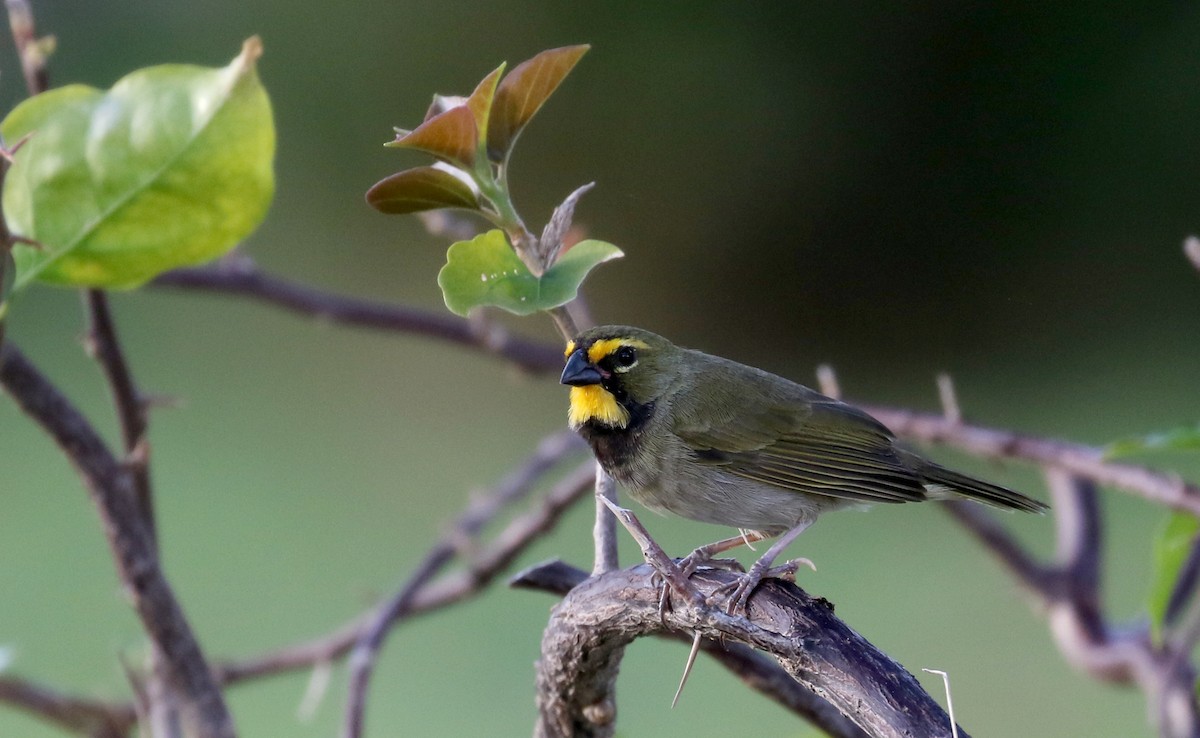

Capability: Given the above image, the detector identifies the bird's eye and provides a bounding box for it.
[614,346,637,367]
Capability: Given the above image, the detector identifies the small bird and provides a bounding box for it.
[561,325,1046,613]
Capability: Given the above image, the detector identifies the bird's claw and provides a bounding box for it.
[654,556,745,623]
[709,556,817,616]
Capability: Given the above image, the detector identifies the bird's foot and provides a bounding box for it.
[711,556,817,616]
[653,555,744,622]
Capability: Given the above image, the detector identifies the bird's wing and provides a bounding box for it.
[672,365,927,504]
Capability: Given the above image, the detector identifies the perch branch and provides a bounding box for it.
[0,343,234,738]
[512,560,869,738]
[534,565,968,738]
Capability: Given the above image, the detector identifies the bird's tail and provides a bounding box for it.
[905,453,1048,513]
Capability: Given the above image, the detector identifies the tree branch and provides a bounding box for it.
[0,343,234,738]
[203,443,596,687]
[151,260,562,374]
[151,263,1199,515]
[81,290,156,540]
[0,676,136,738]
[864,405,1200,515]
[534,566,968,738]
[339,437,588,738]
[512,560,870,738]
[153,261,626,577]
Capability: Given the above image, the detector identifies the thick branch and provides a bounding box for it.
[0,343,234,738]
[535,566,967,738]
[513,560,869,738]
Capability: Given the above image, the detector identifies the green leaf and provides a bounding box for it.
[1149,511,1200,639]
[387,104,477,165]
[437,229,621,316]
[2,37,275,290]
[365,166,479,215]
[1106,425,1200,458]
[487,45,589,161]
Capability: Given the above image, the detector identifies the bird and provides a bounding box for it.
[560,325,1047,613]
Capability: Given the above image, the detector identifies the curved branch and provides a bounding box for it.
[534,566,967,738]
[513,559,869,738]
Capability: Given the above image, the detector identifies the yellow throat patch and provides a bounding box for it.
[564,336,650,429]
[568,385,629,429]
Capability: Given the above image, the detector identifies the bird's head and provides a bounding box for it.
[560,325,676,430]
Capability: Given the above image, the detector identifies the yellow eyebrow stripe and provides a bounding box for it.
[564,340,576,358]
[586,338,650,364]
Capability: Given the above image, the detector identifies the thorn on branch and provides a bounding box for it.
[816,364,840,399]
[1185,236,1200,274]
[936,372,961,425]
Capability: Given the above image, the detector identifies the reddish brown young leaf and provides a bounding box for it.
[467,64,505,147]
[387,104,478,166]
[487,45,589,161]
[365,166,479,215]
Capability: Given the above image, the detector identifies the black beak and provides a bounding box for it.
[560,349,603,386]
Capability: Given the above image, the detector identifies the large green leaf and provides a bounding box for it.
[1149,511,1200,639]
[438,229,621,316]
[1,37,275,290]
[1107,425,1200,458]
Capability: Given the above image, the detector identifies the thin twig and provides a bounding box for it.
[0,676,136,738]
[339,434,586,738]
[864,404,1200,515]
[151,264,1200,515]
[5,0,49,96]
[935,373,961,425]
[81,290,156,541]
[151,260,563,374]
[816,364,841,399]
[217,459,595,689]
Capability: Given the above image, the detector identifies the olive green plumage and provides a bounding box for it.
[561,325,1046,540]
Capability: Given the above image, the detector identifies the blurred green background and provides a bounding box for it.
[3,2,1200,736]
